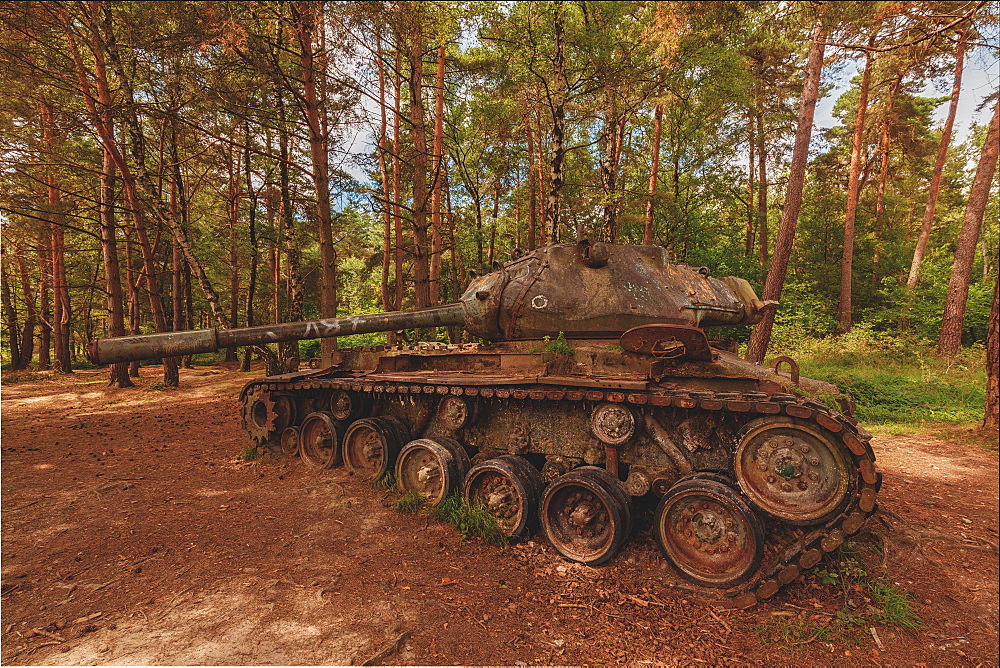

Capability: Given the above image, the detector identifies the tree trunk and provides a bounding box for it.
[277,90,302,371]
[872,76,901,286]
[430,43,446,304]
[745,108,756,256]
[392,47,404,313]
[13,250,37,369]
[40,100,72,374]
[376,36,393,314]
[536,112,548,245]
[409,23,432,308]
[123,228,140,377]
[984,270,999,430]
[906,35,966,292]
[100,129,132,388]
[545,0,567,243]
[523,103,538,250]
[837,47,874,334]
[600,110,626,242]
[168,114,193,368]
[128,203,179,386]
[0,254,21,369]
[241,121,265,373]
[226,154,240,362]
[746,12,825,364]
[756,106,769,269]
[36,230,51,369]
[937,96,1000,356]
[294,1,338,359]
[644,104,663,246]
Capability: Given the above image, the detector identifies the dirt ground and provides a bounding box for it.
[2,365,998,666]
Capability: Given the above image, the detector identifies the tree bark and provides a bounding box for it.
[40,100,72,373]
[294,0,338,359]
[1,253,20,369]
[277,89,302,371]
[984,269,999,430]
[168,113,193,368]
[745,108,756,255]
[376,35,393,314]
[523,103,538,250]
[13,250,37,369]
[409,21,432,308]
[746,12,826,364]
[545,0,567,243]
[392,47,404,313]
[937,96,1000,356]
[241,121,267,373]
[226,152,240,362]
[122,227,140,377]
[756,105,769,268]
[872,76,901,286]
[599,110,626,242]
[36,244,51,370]
[837,48,874,334]
[100,125,132,387]
[906,35,966,292]
[430,43,446,304]
[644,104,663,246]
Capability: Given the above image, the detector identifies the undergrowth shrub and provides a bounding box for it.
[769,324,986,425]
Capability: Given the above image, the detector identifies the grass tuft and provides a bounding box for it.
[760,539,920,652]
[428,494,508,547]
[868,579,920,630]
[372,471,396,490]
[241,445,259,461]
[148,381,177,391]
[393,490,426,513]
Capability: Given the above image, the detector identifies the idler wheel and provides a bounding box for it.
[279,426,300,457]
[299,412,344,469]
[540,467,631,566]
[464,455,543,541]
[654,477,764,588]
[396,438,470,506]
[735,417,853,525]
[342,416,409,481]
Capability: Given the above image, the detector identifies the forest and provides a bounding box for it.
[1,1,997,426]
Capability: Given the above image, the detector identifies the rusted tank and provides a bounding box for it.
[89,241,879,606]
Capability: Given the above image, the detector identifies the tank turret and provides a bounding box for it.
[88,241,774,365]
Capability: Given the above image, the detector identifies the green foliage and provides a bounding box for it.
[428,494,508,547]
[867,579,920,630]
[393,489,426,513]
[373,471,396,490]
[148,381,177,391]
[770,324,987,426]
[758,540,919,651]
[537,331,573,356]
[241,445,259,462]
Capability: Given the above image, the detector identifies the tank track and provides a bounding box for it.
[240,375,879,607]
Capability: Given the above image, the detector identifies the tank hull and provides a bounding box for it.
[241,339,878,605]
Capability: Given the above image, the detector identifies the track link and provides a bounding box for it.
[241,376,879,605]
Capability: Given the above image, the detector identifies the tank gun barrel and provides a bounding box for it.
[88,303,466,365]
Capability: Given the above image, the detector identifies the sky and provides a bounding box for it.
[815,45,999,148]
